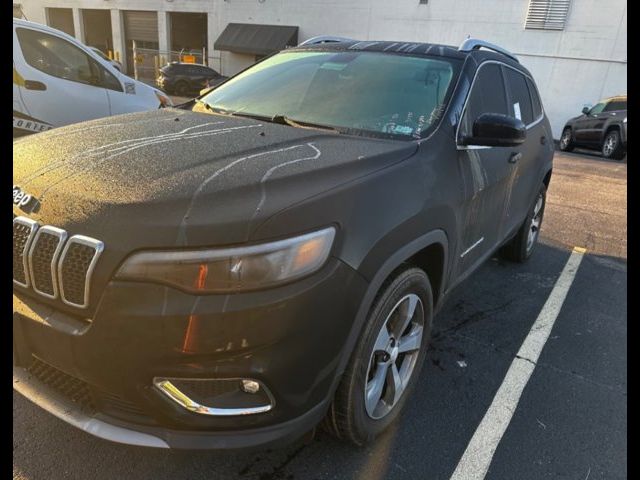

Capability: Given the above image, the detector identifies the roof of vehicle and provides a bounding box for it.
[288,38,528,73]
[602,95,627,102]
[291,40,468,59]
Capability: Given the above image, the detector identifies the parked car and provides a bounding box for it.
[88,46,123,72]
[13,19,172,137]
[13,38,553,450]
[157,62,226,96]
[559,95,627,159]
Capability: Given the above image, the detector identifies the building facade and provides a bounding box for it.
[16,0,627,138]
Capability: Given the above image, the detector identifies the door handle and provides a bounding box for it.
[540,135,547,145]
[24,80,47,91]
[508,152,522,164]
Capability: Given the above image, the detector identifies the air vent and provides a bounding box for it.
[525,0,571,30]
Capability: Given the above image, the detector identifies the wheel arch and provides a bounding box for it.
[603,123,621,141]
[331,229,448,389]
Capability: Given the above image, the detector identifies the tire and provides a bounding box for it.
[602,130,625,160]
[559,127,575,152]
[174,81,189,97]
[501,184,547,263]
[324,267,433,445]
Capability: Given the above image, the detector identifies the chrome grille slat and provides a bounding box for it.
[59,235,104,309]
[13,217,38,287]
[13,216,103,309]
[28,226,67,299]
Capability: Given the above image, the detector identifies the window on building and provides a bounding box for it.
[459,63,508,140]
[524,0,571,31]
[503,67,534,125]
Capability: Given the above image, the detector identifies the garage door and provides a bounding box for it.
[123,10,158,43]
[123,10,158,74]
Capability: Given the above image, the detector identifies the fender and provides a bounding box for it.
[333,229,448,385]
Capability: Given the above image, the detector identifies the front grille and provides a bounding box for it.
[27,357,96,412]
[29,227,66,298]
[12,218,38,287]
[60,241,100,307]
[13,217,104,308]
[27,357,155,425]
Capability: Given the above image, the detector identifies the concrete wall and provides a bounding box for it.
[20,0,627,138]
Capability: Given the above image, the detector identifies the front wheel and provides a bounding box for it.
[324,267,433,445]
[501,184,547,262]
[602,130,625,160]
[559,127,575,152]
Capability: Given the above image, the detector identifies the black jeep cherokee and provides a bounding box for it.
[13,38,553,450]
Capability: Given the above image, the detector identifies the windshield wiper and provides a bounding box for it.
[269,114,340,133]
[195,99,233,115]
[194,104,340,133]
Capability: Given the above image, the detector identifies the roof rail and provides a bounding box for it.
[458,38,519,63]
[298,35,355,46]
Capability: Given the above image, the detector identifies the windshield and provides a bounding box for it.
[199,50,461,139]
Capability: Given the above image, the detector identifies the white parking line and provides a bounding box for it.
[449,246,586,480]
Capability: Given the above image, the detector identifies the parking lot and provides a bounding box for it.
[13,150,626,480]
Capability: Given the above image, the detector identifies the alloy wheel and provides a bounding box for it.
[527,193,544,252]
[603,134,617,157]
[560,129,571,149]
[364,294,424,420]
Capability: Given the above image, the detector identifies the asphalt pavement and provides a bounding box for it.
[13,150,627,480]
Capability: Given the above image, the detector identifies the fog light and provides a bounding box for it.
[241,379,260,394]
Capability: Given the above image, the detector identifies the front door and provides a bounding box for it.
[14,25,110,128]
[455,62,515,275]
[574,102,605,143]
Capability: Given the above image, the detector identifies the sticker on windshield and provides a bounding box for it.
[320,62,348,71]
[390,125,414,135]
[513,102,522,120]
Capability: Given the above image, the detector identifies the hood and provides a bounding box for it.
[13,108,417,252]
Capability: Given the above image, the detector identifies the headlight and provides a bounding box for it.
[623,117,627,123]
[115,227,336,293]
[155,91,173,108]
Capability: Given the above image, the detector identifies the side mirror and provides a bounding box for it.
[461,113,526,147]
[582,106,591,115]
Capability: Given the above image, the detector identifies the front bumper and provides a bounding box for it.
[13,258,367,449]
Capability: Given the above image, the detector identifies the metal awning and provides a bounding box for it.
[214,23,299,56]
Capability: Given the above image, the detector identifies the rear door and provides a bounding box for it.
[14,25,110,128]
[501,67,547,236]
[455,62,515,274]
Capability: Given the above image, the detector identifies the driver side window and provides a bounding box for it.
[589,102,606,115]
[17,27,118,90]
[459,63,508,141]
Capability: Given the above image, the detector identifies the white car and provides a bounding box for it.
[13,19,172,137]
[88,46,123,72]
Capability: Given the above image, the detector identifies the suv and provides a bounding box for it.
[559,95,627,160]
[157,62,226,96]
[13,38,553,450]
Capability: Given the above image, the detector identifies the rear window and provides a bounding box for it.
[526,77,543,119]
[503,67,534,125]
[603,100,627,112]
